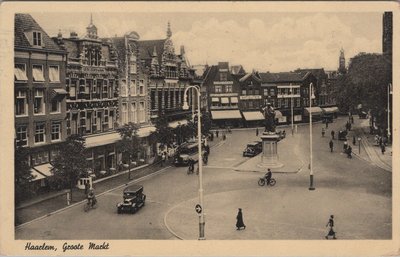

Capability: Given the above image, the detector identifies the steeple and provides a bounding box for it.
[338,47,346,74]
[166,21,172,38]
[86,13,98,39]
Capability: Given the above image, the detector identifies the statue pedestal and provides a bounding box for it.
[257,132,284,168]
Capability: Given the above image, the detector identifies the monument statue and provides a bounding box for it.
[262,103,276,133]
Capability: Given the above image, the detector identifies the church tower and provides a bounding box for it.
[86,14,98,39]
[338,48,346,74]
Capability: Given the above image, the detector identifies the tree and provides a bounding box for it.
[153,115,174,149]
[15,146,34,204]
[333,53,392,132]
[116,122,142,180]
[51,135,88,200]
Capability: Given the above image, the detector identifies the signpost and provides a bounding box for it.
[195,204,202,214]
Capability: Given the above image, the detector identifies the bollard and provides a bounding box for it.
[66,192,71,206]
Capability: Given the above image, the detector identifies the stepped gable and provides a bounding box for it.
[138,39,166,68]
[15,13,63,51]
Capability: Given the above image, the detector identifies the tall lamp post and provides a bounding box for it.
[183,85,205,240]
[309,82,315,190]
[387,83,392,143]
[290,83,294,136]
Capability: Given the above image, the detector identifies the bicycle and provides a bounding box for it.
[258,177,276,187]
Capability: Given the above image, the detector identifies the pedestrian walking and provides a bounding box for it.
[381,144,386,155]
[351,116,354,124]
[325,120,329,129]
[216,129,219,138]
[325,215,337,239]
[160,152,166,167]
[352,136,356,145]
[322,127,325,137]
[223,133,226,141]
[256,127,259,136]
[329,140,334,152]
[210,132,214,141]
[347,146,352,158]
[331,130,335,140]
[343,141,348,152]
[236,208,246,230]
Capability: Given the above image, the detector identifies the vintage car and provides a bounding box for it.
[338,130,348,141]
[116,185,146,214]
[321,115,334,123]
[173,142,199,166]
[243,141,263,157]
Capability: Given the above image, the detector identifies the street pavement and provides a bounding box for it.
[15,117,392,240]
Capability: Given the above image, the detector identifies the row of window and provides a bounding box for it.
[15,63,60,82]
[150,90,185,110]
[16,121,62,147]
[120,80,146,97]
[241,88,302,96]
[67,109,115,136]
[67,79,116,100]
[15,89,62,116]
[214,85,233,93]
[120,102,146,124]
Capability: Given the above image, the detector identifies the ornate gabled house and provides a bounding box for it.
[14,14,68,189]
[139,22,196,128]
[54,16,120,176]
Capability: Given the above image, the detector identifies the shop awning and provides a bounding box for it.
[30,163,54,181]
[211,110,242,120]
[211,97,220,103]
[137,126,156,137]
[304,107,323,116]
[221,97,229,104]
[85,132,121,148]
[230,97,239,104]
[322,107,339,114]
[242,111,264,121]
[30,168,46,181]
[169,119,188,129]
[274,110,283,119]
[50,88,68,99]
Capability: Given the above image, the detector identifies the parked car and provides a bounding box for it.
[243,141,263,157]
[173,142,199,166]
[117,185,146,214]
[338,130,348,141]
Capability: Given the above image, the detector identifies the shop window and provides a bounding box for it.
[31,151,50,166]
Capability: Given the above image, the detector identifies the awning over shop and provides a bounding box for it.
[304,107,323,116]
[85,132,121,148]
[169,119,188,129]
[137,126,156,137]
[211,97,220,103]
[30,163,53,181]
[242,111,265,121]
[211,110,242,120]
[230,97,239,104]
[50,88,68,99]
[274,110,283,119]
[221,97,229,104]
[322,107,339,114]
[30,168,46,181]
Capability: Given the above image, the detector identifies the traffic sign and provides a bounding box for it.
[195,204,202,214]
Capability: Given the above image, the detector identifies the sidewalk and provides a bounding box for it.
[341,117,392,172]
[15,137,224,226]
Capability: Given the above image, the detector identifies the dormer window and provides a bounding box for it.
[220,72,227,81]
[33,31,42,46]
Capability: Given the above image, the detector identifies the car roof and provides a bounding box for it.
[124,185,143,193]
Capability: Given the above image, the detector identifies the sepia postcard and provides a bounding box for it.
[0,1,399,256]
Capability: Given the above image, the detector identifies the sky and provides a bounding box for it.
[32,12,383,72]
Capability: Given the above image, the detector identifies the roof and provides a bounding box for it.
[231,65,246,75]
[259,71,310,83]
[15,13,64,52]
[124,184,144,193]
[138,39,166,65]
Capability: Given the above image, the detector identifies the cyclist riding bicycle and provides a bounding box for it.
[264,169,272,185]
[87,189,96,207]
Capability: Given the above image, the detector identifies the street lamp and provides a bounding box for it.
[358,137,361,154]
[387,83,392,142]
[183,85,205,240]
[290,83,294,136]
[309,82,315,191]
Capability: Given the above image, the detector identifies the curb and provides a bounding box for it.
[15,166,172,229]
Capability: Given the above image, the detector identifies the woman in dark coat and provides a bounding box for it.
[236,208,246,230]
